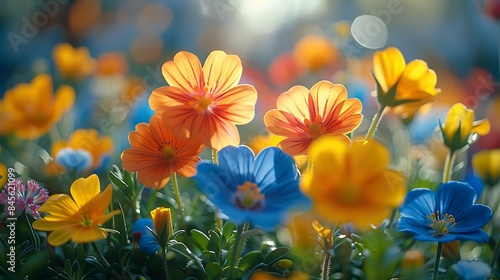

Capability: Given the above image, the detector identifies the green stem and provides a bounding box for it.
[172,173,187,230]
[162,246,171,280]
[212,149,223,230]
[365,105,387,141]
[490,234,500,279]
[442,150,456,183]
[432,242,443,280]
[228,222,249,279]
[91,242,110,269]
[24,211,40,252]
[321,250,331,280]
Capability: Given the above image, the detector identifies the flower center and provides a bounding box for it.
[191,85,214,113]
[82,215,92,226]
[426,211,456,238]
[163,146,175,162]
[337,184,359,205]
[233,181,265,210]
[304,116,325,138]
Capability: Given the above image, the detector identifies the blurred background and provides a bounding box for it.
[0,0,499,187]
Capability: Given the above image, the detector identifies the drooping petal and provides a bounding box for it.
[71,227,108,243]
[70,174,101,208]
[213,85,257,124]
[202,50,243,95]
[48,227,79,246]
[161,51,203,93]
[472,119,490,136]
[277,136,313,156]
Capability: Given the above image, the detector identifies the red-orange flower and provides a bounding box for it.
[264,81,362,155]
[149,51,258,151]
[121,115,204,189]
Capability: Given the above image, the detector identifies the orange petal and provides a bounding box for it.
[162,51,203,93]
[70,174,101,208]
[149,86,193,116]
[308,81,347,120]
[161,104,203,139]
[203,50,243,95]
[278,137,312,155]
[85,184,115,220]
[213,85,257,124]
[50,85,75,124]
[264,110,304,137]
[204,116,240,150]
[276,85,311,120]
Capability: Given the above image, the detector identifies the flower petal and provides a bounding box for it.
[202,50,243,94]
[450,204,491,232]
[275,85,311,120]
[373,47,406,92]
[217,145,255,184]
[48,227,79,246]
[195,162,236,204]
[71,227,108,243]
[437,181,477,217]
[37,194,79,217]
[70,174,101,208]
[213,85,257,124]
[472,119,490,136]
[162,51,203,93]
[254,147,299,189]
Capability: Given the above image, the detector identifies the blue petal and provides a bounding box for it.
[451,204,492,232]
[131,218,160,254]
[195,162,235,204]
[450,230,490,243]
[217,145,255,184]
[452,260,491,280]
[55,148,92,173]
[399,188,436,221]
[397,216,434,235]
[253,147,298,190]
[413,234,456,242]
[437,181,478,219]
[245,210,286,231]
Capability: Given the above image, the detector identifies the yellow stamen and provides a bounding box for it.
[234,181,265,210]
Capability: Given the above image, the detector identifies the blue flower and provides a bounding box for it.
[55,148,92,173]
[132,218,160,254]
[397,181,491,243]
[452,260,491,280]
[194,145,310,231]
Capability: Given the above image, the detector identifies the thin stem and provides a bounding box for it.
[91,242,110,269]
[24,211,40,252]
[442,150,456,183]
[490,234,500,279]
[162,246,171,280]
[497,21,500,81]
[172,173,187,230]
[227,222,249,279]
[432,242,443,280]
[212,149,222,230]
[365,105,387,141]
[321,250,332,280]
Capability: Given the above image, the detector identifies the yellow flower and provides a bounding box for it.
[293,36,340,71]
[0,74,75,139]
[440,103,490,151]
[53,43,95,80]
[301,137,406,229]
[32,174,120,246]
[372,47,438,121]
[473,149,500,186]
[150,207,173,245]
[46,129,114,174]
[312,220,333,250]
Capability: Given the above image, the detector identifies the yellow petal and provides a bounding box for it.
[443,103,468,141]
[50,85,75,124]
[71,227,108,243]
[472,119,490,136]
[38,194,79,217]
[32,219,79,231]
[151,207,172,236]
[86,185,116,221]
[162,51,203,93]
[48,227,78,246]
[348,140,390,186]
[373,47,406,93]
[70,174,101,208]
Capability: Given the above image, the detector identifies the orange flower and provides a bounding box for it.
[52,43,95,80]
[293,36,340,71]
[121,115,204,189]
[0,74,75,139]
[149,50,258,151]
[264,80,362,155]
[47,129,114,174]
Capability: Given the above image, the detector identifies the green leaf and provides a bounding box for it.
[169,242,206,273]
[206,262,222,280]
[207,230,222,253]
[191,229,210,250]
[240,229,265,239]
[19,251,50,278]
[263,248,289,265]
[112,202,127,245]
[238,251,263,271]
[222,221,236,241]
